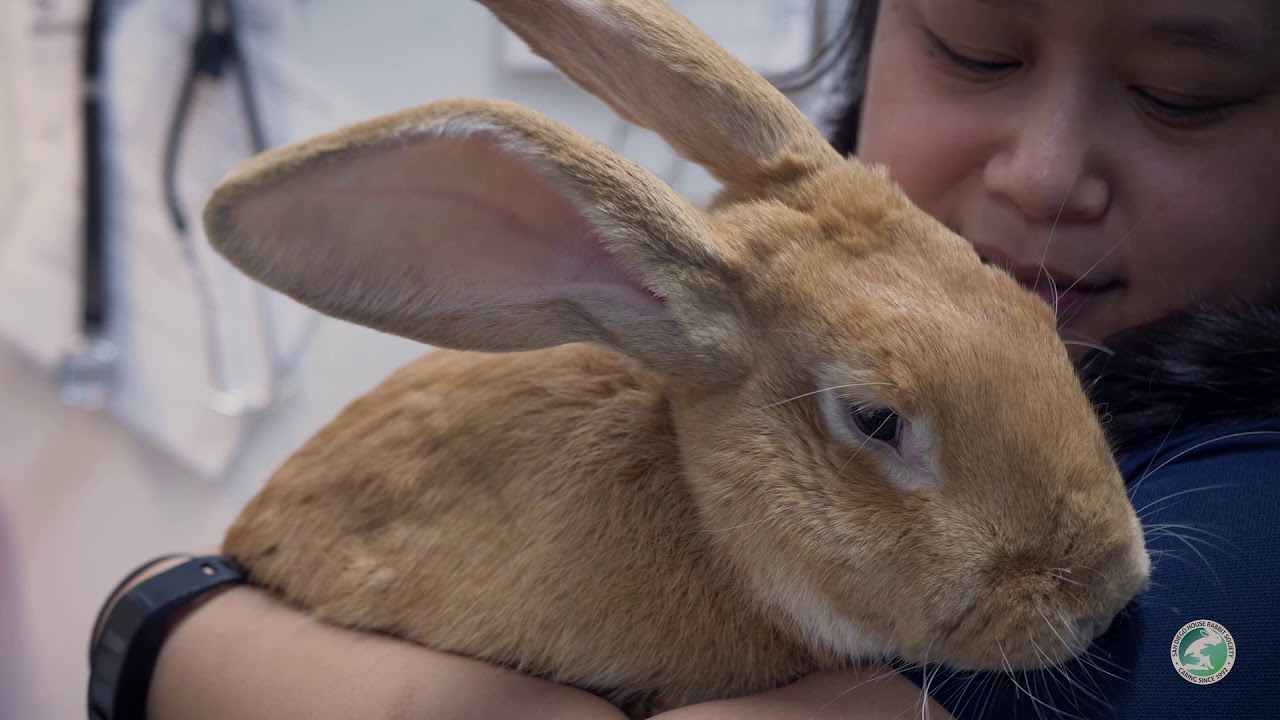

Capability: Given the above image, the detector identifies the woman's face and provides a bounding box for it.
[856,0,1280,346]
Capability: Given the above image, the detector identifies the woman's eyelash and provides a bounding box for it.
[1132,89,1242,128]
[921,23,1246,130]
[926,30,1019,76]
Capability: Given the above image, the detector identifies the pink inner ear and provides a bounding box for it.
[315,131,666,315]
[572,231,668,307]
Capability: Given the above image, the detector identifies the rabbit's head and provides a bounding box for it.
[204,0,1148,672]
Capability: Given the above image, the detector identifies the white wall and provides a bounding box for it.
[0,2,846,718]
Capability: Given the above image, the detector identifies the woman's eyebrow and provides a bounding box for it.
[1144,17,1268,59]
[978,0,1045,15]
[974,2,1273,61]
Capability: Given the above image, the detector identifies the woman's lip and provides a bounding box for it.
[1024,275,1120,296]
[978,253,1118,296]
[984,257,1109,292]
[1023,280,1119,320]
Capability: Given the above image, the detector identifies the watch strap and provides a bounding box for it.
[88,554,248,720]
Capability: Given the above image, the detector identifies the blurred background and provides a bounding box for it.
[0,0,846,716]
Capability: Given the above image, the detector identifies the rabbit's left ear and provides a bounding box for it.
[477,0,841,191]
[203,99,747,379]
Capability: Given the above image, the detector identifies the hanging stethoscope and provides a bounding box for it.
[57,0,316,416]
[162,0,318,417]
[56,0,117,410]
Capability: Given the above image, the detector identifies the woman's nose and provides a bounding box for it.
[983,90,1110,224]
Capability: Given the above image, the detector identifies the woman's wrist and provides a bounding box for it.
[90,549,247,720]
[90,554,194,647]
[92,550,430,720]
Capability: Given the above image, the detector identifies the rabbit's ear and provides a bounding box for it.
[203,99,746,379]
[479,0,841,190]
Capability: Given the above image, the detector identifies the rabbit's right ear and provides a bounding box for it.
[203,99,747,380]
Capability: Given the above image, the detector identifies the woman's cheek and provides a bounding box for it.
[1125,147,1280,312]
[860,84,963,212]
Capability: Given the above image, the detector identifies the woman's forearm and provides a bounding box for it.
[105,555,944,720]
[148,582,628,720]
[99,555,626,720]
[148,583,434,720]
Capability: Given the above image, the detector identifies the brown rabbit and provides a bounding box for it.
[205,0,1151,715]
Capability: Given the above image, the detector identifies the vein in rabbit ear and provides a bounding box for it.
[476,0,841,189]
[203,99,750,381]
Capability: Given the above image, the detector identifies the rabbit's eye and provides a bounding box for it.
[850,407,902,446]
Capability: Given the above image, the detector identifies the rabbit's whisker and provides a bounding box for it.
[1142,528,1227,591]
[1026,637,1073,715]
[752,381,896,409]
[687,516,775,535]
[1135,483,1237,520]
[1142,522,1241,555]
[1073,563,1111,585]
[914,639,941,720]
[1147,547,1219,577]
[1060,338,1113,355]
[921,662,940,720]
[1055,213,1144,331]
[1024,652,1083,720]
[1059,213,1145,302]
[951,670,999,720]
[1134,430,1279,488]
[1035,609,1106,706]
[765,328,832,343]
[1040,570,1087,589]
[994,639,1051,716]
[1076,640,1129,679]
[836,450,859,480]
[1035,174,1079,292]
[1127,416,1182,499]
[805,663,913,720]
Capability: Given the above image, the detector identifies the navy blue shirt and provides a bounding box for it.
[903,417,1280,718]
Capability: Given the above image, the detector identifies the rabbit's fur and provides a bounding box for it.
[208,0,1151,714]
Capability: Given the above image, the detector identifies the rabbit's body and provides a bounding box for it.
[227,345,818,708]
[207,0,1152,714]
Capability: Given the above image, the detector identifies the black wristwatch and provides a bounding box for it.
[88,555,249,720]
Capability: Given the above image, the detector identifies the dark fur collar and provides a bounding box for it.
[1076,304,1280,458]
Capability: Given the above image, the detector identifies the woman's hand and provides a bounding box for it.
[94,552,627,720]
[652,666,953,720]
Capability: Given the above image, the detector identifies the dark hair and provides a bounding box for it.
[1076,305,1280,455]
[824,0,881,157]
[770,1,880,156]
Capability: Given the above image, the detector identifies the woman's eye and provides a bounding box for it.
[1132,89,1241,129]
[850,407,903,446]
[927,30,1020,78]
